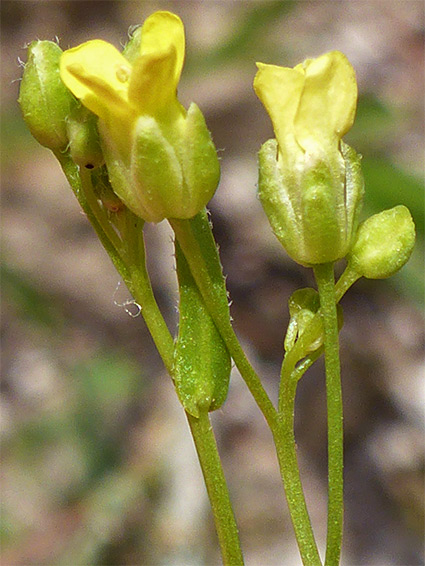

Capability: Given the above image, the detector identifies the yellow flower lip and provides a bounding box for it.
[255,51,364,265]
[61,40,132,121]
[254,51,357,161]
[59,11,186,132]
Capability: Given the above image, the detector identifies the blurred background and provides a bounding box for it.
[1,1,424,565]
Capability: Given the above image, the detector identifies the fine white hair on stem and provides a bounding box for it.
[113,281,141,318]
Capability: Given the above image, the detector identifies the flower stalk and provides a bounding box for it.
[313,264,344,566]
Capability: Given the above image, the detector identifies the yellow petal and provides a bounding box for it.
[253,63,305,160]
[128,11,185,115]
[141,12,185,89]
[60,40,133,123]
[294,51,357,153]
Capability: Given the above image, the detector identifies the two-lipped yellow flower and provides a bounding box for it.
[254,51,364,265]
[60,11,219,223]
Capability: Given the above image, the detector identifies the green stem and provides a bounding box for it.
[125,243,244,566]
[187,411,244,566]
[130,263,244,565]
[170,213,323,565]
[57,160,242,564]
[275,353,323,566]
[169,214,278,431]
[334,265,361,302]
[279,350,322,414]
[55,153,129,279]
[275,414,322,565]
[313,263,344,566]
[79,167,124,254]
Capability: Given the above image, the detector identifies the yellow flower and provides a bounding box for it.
[254,51,357,172]
[60,11,219,223]
[254,51,364,265]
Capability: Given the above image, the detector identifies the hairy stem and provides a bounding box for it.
[169,213,278,430]
[276,353,323,566]
[170,212,324,565]
[58,162,242,565]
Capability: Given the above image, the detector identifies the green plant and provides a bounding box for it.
[18,11,415,566]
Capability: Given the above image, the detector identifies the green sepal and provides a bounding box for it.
[258,139,364,266]
[173,242,231,417]
[300,164,343,264]
[19,40,75,150]
[130,115,183,222]
[341,141,364,247]
[126,107,219,223]
[180,102,221,214]
[348,205,415,279]
[66,103,104,170]
[258,139,298,256]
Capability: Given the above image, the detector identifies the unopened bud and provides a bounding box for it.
[348,205,415,279]
[66,104,104,169]
[19,40,74,150]
[284,288,343,354]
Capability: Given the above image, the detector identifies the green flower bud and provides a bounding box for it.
[348,205,415,279]
[285,288,321,352]
[18,40,74,150]
[66,104,104,170]
[284,288,343,354]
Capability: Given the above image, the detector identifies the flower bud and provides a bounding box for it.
[284,288,343,354]
[18,40,74,150]
[348,205,415,279]
[66,104,104,169]
[284,288,321,352]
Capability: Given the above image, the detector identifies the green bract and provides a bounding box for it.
[348,205,416,279]
[254,51,364,266]
[18,40,75,150]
